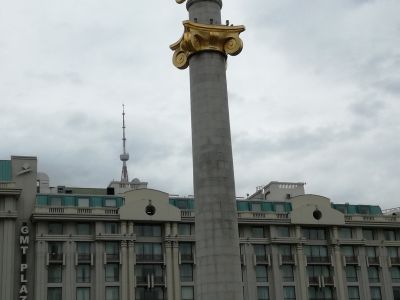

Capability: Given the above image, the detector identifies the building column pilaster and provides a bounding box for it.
[296,244,307,300]
[333,244,346,299]
[121,241,128,300]
[172,239,181,300]
[165,241,174,300]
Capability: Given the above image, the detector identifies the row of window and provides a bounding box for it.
[47,286,194,300]
[47,223,195,237]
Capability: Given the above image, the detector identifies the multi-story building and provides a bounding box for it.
[1,155,400,300]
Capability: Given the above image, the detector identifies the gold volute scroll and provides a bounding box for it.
[170,20,245,70]
[175,0,186,3]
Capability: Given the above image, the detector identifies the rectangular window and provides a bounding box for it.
[77,198,90,207]
[391,267,400,283]
[388,247,399,258]
[77,288,90,300]
[370,287,381,300]
[136,287,164,300]
[308,287,333,300]
[394,287,400,300]
[345,265,358,282]
[304,245,329,263]
[179,243,194,261]
[180,264,193,282]
[48,287,62,300]
[106,287,119,300]
[104,198,117,207]
[178,223,194,235]
[48,242,63,260]
[255,265,268,282]
[105,263,119,282]
[136,243,163,261]
[136,264,164,284]
[276,226,290,237]
[281,265,294,282]
[302,228,326,240]
[363,229,376,240]
[338,227,352,239]
[77,264,91,283]
[49,197,62,206]
[48,223,63,235]
[283,286,295,300]
[257,286,269,300]
[48,265,62,283]
[135,224,162,237]
[181,286,194,300]
[252,226,265,238]
[105,242,120,260]
[105,222,119,234]
[253,244,267,262]
[77,223,91,235]
[368,266,380,283]
[348,287,360,300]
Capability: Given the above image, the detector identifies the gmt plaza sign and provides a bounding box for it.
[19,223,29,300]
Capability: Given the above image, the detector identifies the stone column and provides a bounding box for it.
[332,245,345,299]
[128,241,135,300]
[170,1,245,299]
[295,244,307,300]
[121,241,128,300]
[34,241,46,300]
[165,241,174,300]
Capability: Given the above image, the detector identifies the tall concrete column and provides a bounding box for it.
[121,241,128,300]
[171,1,245,299]
[128,241,135,300]
[295,244,307,300]
[332,245,345,300]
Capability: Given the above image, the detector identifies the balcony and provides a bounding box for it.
[33,206,119,218]
[367,257,380,265]
[48,253,63,263]
[345,256,359,264]
[136,254,163,263]
[309,276,320,285]
[106,253,120,262]
[323,276,334,285]
[282,254,295,264]
[390,257,400,265]
[255,254,270,264]
[307,256,330,264]
[136,275,164,285]
[78,253,91,263]
[180,254,194,262]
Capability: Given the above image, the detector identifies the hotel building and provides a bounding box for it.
[1,155,400,300]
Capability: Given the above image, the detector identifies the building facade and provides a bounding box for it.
[1,155,400,300]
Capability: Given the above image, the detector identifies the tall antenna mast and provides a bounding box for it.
[120,104,129,183]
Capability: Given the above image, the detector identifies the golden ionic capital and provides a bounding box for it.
[170,20,245,69]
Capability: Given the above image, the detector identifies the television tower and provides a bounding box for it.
[120,104,129,183]
[171,1,245,299]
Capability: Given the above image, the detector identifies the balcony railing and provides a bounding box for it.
[308,276,320,285]
[323,276,334,285]
[34,206,119,216]
[180,254,194,261]
[48,253,63,263]
[367,257,380,265]
[282,254,295,264]
[256,254,270,264]
[106,253,120,262]
[345,256,358,264]
[390,257,400,265]
[78,253,91,262]
[307,256,330,264]
[136,254,163,262]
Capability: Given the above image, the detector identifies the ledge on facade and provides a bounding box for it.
[32,206,120,221]
[0,182,22,196]
[0,210,18,218]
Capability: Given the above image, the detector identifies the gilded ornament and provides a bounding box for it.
[170,20,245,70]
[175,0,186,3]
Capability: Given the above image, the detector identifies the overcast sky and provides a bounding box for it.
[1,0,399,208]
